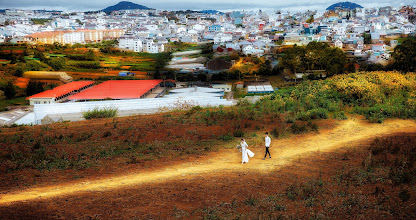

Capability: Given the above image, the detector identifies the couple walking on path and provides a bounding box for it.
[240,132,272,164]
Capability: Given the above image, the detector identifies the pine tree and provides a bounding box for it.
[4,81,16,100]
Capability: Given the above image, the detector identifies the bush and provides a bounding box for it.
[233,129,244,137]
[333,111,348,120]
[399,189,411,202]
[307,108,329,120]
[82,107,117,119]
[271,127,280,138]
[290,123,308,134]
[187,105,202,116]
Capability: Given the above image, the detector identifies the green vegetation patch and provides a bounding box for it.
[31,18,52,25]
[82,107,118,119]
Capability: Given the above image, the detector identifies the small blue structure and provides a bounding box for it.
[208,25,222,32]
[119,71,135,77]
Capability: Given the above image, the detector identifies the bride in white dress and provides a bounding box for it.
[240,139,254,164]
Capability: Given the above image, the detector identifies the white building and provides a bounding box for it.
[213,33,233,44]
[63,31,84,44]
[118,35,143,52]
[371,44,386,52]
[212,84,232,92]
[335,39,343,49]
[145,41,165,53]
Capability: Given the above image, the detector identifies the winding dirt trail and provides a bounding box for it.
[1,117,416,205]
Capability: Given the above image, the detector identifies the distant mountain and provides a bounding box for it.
[326,1,363,11]
[101,1,151,13]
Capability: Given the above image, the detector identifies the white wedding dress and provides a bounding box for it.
[241,141,254,163]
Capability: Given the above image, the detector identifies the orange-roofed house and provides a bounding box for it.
[26,81,95,105]
[235,81,244,89]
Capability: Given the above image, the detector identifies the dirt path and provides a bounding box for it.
[1,117,416,205]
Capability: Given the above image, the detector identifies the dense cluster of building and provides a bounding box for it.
[0,4,415,60]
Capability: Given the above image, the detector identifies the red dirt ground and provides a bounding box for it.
[1,117,416,218]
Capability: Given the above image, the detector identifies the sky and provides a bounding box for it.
[1,0,415,12]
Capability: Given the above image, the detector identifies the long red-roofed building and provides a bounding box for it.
[26,81,95,105]
[68,80,163,101]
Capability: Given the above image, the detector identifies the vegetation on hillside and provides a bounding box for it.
[261,71,416,123]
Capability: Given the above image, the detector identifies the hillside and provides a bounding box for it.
[1,117,416,218]
[1,71,416,218]
[101,1,151,13]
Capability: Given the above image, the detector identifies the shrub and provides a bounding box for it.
[271,127,280,138]
[217,135,233,141]
[233,129,244,137]
[286,116,295,123]
[82,107,117,119]
[307,108,329,120]
[102,131,112,137]
[290,123,308,134]
[399,189,411,202]
[186,105,202,116]
[333,111,348,120]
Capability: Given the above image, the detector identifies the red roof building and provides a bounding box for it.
[26,81,95,105]
[68,80,163,101]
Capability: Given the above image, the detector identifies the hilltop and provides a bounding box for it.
[326,1,363,11]
[101,1,151,13]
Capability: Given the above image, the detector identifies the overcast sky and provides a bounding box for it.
[1,0,415,12]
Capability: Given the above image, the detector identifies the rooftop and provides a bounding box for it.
[68,80,163,100]
[26,81,95,100]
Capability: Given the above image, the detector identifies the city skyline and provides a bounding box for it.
[1,0,415,12]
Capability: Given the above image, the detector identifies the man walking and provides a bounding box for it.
[263,132,271,160]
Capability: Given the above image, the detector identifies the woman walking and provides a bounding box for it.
[240,139,254,164]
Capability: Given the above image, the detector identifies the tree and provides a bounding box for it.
[34,51,47,62]
[197,73,208,81]
[47,57,66,70]
[280,42,346,76]
[305,42,329,70]
[306,15,314,23]
[153,71,161,79]
[4,81,16,100]
[258,60,272,75]
[13,66,25,77]
[26,60,42,71]
[18,55,26,63]
[85,49,96,61]
[10,53,17,64]
[322,47,347,76]
[154,53,171,73]
[26,80,37,96]
[26,81,44,96]
[362,33,371,45]
[392,38,416,72]
[280,45,306,73]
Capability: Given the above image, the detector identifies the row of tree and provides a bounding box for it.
[1,80,44,100]
[280,42,347,76]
